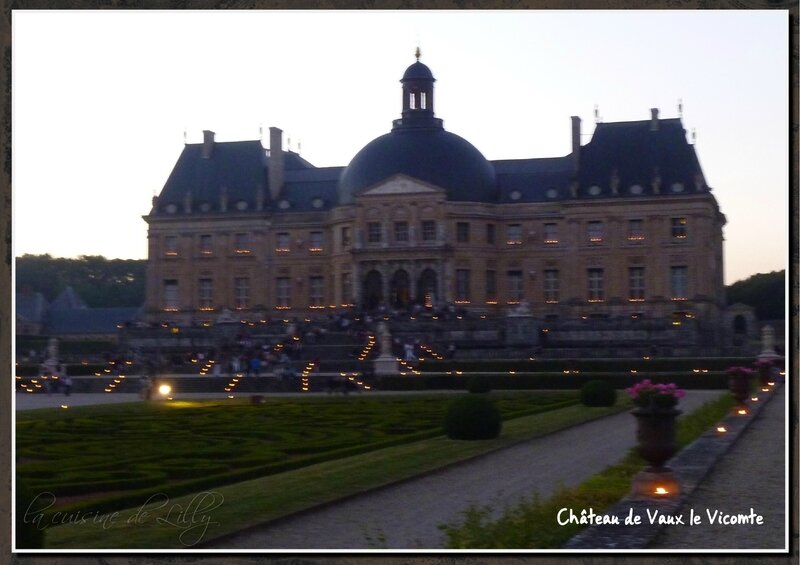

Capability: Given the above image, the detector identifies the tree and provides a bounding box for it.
[726,270,785,320]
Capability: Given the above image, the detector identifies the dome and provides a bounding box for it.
[338,127,497,204]
[402,61,435,82]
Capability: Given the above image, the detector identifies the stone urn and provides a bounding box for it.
[632,406,681,472]
[727,367,752,407]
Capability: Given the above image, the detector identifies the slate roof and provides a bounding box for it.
[50,286,88,310]
[16,292,48,323]
[280,166,344,212]
[44,307,141,335]
[493,156,575,203]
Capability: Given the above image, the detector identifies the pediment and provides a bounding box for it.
[359,175,444,197]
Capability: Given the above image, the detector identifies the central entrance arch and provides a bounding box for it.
[363,270,383,310]
[417,268,438,308]
[390,269,411,308]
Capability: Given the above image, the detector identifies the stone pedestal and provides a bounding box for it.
[374,321,399,375]
[757,324,782,363]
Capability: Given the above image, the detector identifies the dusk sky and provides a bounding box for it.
[13,10,788,285]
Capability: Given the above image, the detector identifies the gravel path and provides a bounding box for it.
[651,384,787,550]
[211,390,723,550]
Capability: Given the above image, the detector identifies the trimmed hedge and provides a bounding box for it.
[419,357,753,373]
[467,375,492,394]
[579,380,617,407]
[444,396,502,440]
[16,478,46,549]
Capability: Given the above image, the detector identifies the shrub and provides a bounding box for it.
[444,395,502,440]
[16,478,46,549]
[467,375,491,394]
[580,380,617,407]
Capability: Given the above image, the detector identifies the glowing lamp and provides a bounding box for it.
[716,426,727,433]
[751,397,759,402]
[158,384,172,396]
[737,408,748,416]
[61,405,68,409]
[654,487,669,496]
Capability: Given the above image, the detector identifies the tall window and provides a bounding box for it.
[486,223,496,245]
[456,222,470,243]
[587,221,604,244]
[234,232,251,253]
[507,270,523,302]
[506,224,522,245]
[670,266,688,300]
[341,272,352,305]
[543,223,558,244]
[628,267,645,301]
[421,220,437,242]
[310,276,324,307]
[309,231,324,251]
[340,227,351,249]
[163,279,179,310]
[455,269,471,302]
[199,234,213,255]
[409,91,417,109]
[198,278,213,309]
[164,235,178,256]
[420,91,427,109]
[671,217,688,240]
[544,269,559,303]
[234,277,249,309]
[627,219,645,241]
[276,232,290,251]
[276,277,291,308]
[587,268,604,302]
[394,221,409,243]
[485,270,497,302]
[367,222,382,244]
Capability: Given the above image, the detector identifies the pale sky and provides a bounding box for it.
[13,10,789,284]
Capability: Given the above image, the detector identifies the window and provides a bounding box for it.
[670,266,688,300]
[276,277,291,308]
[341,272,352,305]
[164,235,178,256]
[163,279,179,310]
[421,220,437,242]
[544,269,559,303]
[340,227,351,249]
[409,92,416,110]
[310,276,324,307]
[507,270,523,302]
[486,223,496,245]
[671,217,688,240]
[394,221,409,243]
[628,267,645,301]
[456,222,470,243]
[234,277,249,309]
[587,221,604,244]
[420,91,427,109]
[506,224,522,245]
[276,232,290,252]
[485,270,497,302]
[587,268,604,302]
[309,231,324,252]
[234,233,251,253]
[627,219,645,241]
[543,223,558,244]
[455,269,471,302]
[198,278,213,309]
[199,234,213,255]
[367,222,382,244]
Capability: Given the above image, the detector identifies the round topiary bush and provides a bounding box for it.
[16,477,46,549]
[444,395,502,440]
[580,379,617,407]
[467,375,492,394]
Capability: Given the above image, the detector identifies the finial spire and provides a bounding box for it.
[415,46,421,61]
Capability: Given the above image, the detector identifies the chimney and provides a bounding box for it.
[571,116,581,170]
[202,130,215,159]
[650,108,659,131]
[269,127,284,201]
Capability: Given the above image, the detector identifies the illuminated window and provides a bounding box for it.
[671,217,688,240]
[628,267,645,301]
[587,221,604,244]
[199,234,213,254]
[234,277,249,309]
[394,221,409,243]
[276,277,291,308]
[310,231,324,251]
[670,266,688,300]
[163,280,179,310]
[340,227,351,249]
[309,276,324,307]
[276,232,290,251]
[544,269,559,303]
[487,223,496,245]
[507,270,523,301]
[457,222,470,243]
[198,278,213,309]
[421,220,436,242]
[409,92,417,110]
[367,222,382,244]
[234,233,251,253]
[587,268,604,302]
[543,223,558,244]
[164,235,178,256]
[627,219,645,241]
[456,270,471,302]
[506,224,522,245]
[486,270,497,302]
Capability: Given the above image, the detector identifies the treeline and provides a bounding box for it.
[16,254,146,308]
[726,269,785,320]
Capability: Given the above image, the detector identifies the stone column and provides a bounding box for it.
[409,262,418,301]
[352,262,361,306]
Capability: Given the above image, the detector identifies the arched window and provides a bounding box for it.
[409,92,416,110]
[733,315,747,335]
[420,92,427,109]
